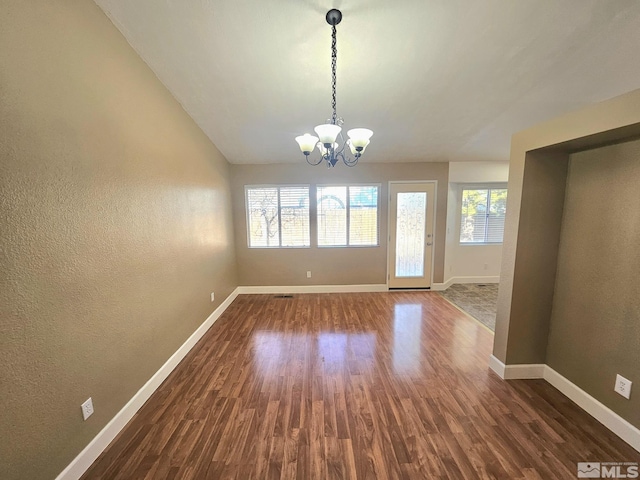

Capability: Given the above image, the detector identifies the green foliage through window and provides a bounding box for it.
[460,188,507,243]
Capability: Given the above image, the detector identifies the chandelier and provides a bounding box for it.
[295,9,373,168]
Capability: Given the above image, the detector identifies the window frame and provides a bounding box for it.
[458,183,508,246]
[316,183,381,248]
[245,184,311,249]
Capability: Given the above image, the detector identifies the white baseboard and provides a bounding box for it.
[488,355,545,380]
[544,366,640,453]
[55,287,240,480]
[432,278,455,291]
[237,284,388,294]
[488,355,640,453]
[488,354,506,378]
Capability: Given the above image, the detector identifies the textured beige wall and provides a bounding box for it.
[546,140,640,427]
[504,151,568,364]
[230,163,449,286]
[0,2,237,479]
[493,88,640,362]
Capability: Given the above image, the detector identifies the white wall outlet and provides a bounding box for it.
[614,374,632,399]
[210,292,215,302]
[306,271,312,278]
[484,263,488,270]
[81,397,94,421]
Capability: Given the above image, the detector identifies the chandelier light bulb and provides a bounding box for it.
[348,139,369,156]
[318,142,339,156]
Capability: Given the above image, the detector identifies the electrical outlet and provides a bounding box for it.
[484,263,488,270]
[210,292,215,302]
[614,374,632,399]
[81,397,94,421]
[306,271,312,278]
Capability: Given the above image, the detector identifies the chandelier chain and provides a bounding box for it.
[331,24,337,125]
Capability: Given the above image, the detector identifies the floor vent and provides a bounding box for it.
[273,295,294,298]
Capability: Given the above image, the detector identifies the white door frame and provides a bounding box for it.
[386,180,438,289]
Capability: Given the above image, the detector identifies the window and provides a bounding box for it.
[246,186,310,247]
[317,185,379,246]
[460,187,507,243]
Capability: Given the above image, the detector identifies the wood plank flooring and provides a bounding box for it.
[81,292,640,479]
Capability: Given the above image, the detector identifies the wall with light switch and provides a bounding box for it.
[545,139,640,427]
[492,88,640,435]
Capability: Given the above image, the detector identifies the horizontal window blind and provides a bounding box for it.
[317,185,379,247]
[247,187,279,247]
[280,186,310,247]
[460,187,507,244]
[317,186,347,246]
[487,188,507,243]
[349,186,379,246]
[246,186,309,247]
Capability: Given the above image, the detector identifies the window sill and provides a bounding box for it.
[459,242,503,246]
[248,246,311,249]
[317,244,380,249]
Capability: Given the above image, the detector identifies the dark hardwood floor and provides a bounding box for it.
[82,292,640,479]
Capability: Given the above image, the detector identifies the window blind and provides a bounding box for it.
[279,186,310,247]
[317,185,379,246]
[460,187,507,244]
[246,186,309,247]
[317,186,347,246]
[349,185,378,246]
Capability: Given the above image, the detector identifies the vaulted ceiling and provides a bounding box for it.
[94,0,640,164]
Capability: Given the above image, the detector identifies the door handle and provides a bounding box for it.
[426,242,433,246]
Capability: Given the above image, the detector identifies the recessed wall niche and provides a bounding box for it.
[492,88,640,435]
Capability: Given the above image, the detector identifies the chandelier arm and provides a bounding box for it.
[335,131,347,155]
[342,154,359,167]
[306,154,324,166]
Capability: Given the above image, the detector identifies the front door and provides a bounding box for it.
[388,182,435,288]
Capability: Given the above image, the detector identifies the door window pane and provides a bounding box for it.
[395,192,427,277]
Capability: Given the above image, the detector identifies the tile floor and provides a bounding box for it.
[438,283,499,331]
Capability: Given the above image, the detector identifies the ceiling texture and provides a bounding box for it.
[94,0,640,165]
